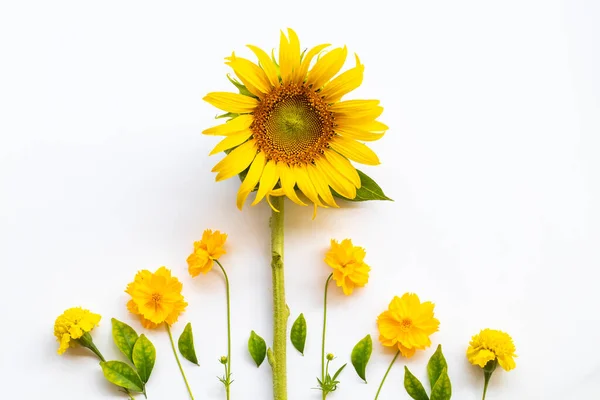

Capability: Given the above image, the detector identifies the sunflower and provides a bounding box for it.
[203,29,387,216]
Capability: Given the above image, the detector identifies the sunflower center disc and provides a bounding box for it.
[252,83,334,165]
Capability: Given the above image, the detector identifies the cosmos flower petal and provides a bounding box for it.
[330,136,380,166]
[237,151,266,210]
[325,238,370,295]
[307,46,348,90]
[203,92,259,113]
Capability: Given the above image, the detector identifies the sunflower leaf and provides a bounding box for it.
[404,366,429,400]
[332,169,392,202]
[226,74,258,99]
[100,361,145,392]
[427,345,448,390]
[216,112,239,120]
[290,314,307,355]
[430,367,452,400]
[351,334,372,383]
[248,330,267,367]
[132,334,156,383]
[111,318,139,363]
[178,323,199,365]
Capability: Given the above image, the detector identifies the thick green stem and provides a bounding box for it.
[270,196,288,400]
[166,324,195,400]
[374,350,400,400]
[215,259,232,400]
[482,359,498,400]
[321,273,333,400]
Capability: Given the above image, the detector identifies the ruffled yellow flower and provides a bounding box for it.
[324,238,370,295]
[467,329,517,371]
[377,293,440,358]
[54,307,101,355]
[187,229,227,277]
[125,267,188,328]
[203,29,387,217]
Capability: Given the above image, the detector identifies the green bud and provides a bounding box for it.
[220,356,228,365]
[327,353,335,361]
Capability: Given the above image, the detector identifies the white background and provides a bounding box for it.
[1,1,599,399]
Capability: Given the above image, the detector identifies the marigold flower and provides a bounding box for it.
[54,307,101,355]
[125,266,187,327]
[187,229,227,277]
[467,329,517,371]
[324,238,370,295]
[377,293,440,358]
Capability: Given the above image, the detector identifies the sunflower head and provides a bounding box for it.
[467,329,517,371]
[203,29,388,217]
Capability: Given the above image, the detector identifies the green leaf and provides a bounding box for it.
[248,330,267,367]
[111,318,139,363]
[427,345,448,390]
[430,368,452,400]
[216,112,239,120]
[178,323,199,365]
[351,334,372,383]
[332,169,392,202]
[404,366,429,400]
[100,361,144,392]
[132,334,156,383]
[226,74,258,98]
[290,314,307,355]
[331,363,347,381]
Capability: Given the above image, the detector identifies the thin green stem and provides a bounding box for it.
[269,196,288,400]
[215,259,232,400]
[374,350,400,400]
[321,273,333,400]
[166,324,195,400]
[482,359,498,400]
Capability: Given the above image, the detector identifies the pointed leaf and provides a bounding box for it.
[100,361,144,392]
[404,366,429,400]
[427,344,448,389]
[351,334,372,382]
[290,314,307,355]
[111,318,139,363]
[248,330,267,367]
[430,368,452,400]
[332,169,392,201]
[332,363,347,381]
[132,334,156,383]
[227,74,258,98]
[178,323,199,365]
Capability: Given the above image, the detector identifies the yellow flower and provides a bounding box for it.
[324,238,370,295]
[467,329,517,371]
[187,229,227,277]
[125,267,188,328]
[54,307,101,355]
[377,293,440,358]
[203,29,387,217]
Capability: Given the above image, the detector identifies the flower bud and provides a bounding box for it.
[220,356,228,364]
[326,353,334,361]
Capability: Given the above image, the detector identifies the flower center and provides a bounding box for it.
[252,83,334,165]
[400,318,413,332]
[151,293,162,304]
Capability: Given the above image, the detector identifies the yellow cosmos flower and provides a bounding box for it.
[54,307,101,354]
[324,238,370,295]
[203,28,387,217]
[467,329,517,371]
[125,266,188,328]
[377,293,440,358]
[187,229,227,277]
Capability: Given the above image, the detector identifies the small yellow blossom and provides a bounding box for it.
[377,293,440,358]
[54,307,101,355]
[187,229,227,277]
[467,329,517,371]
[125,266,187,327]
[324,239,370,295]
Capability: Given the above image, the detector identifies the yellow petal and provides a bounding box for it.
[330,136,380,165]
[286,28,301,82]
[307,47,347,90]
[209,130,253,155]
[204,92,258,114]
[324,149,361,188]
[329,99,380,114]
[202,115,254,136]
[252,160,279,205]
[361,120,389,133]
[320,55,364,102]
[212,139,257,181]
[226,55,271,97]
[296,43,330,84]
[278,31,292,83]
[236,151,266,210]
[307,164,338,207]
[278,163,306,206]
[247,45,280,87]
[294,165,326,208]
[315,157,356,199]
[335,125,385,142]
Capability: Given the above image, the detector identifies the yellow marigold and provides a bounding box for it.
[125,266,188,328]
[324,238,370,295]
[187,229,227,277]
[467,329,517,371]
[377,293,440,358]
[54,307,101,355]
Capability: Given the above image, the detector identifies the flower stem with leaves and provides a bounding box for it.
[167,324,195,400]
[215,259,233,399]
